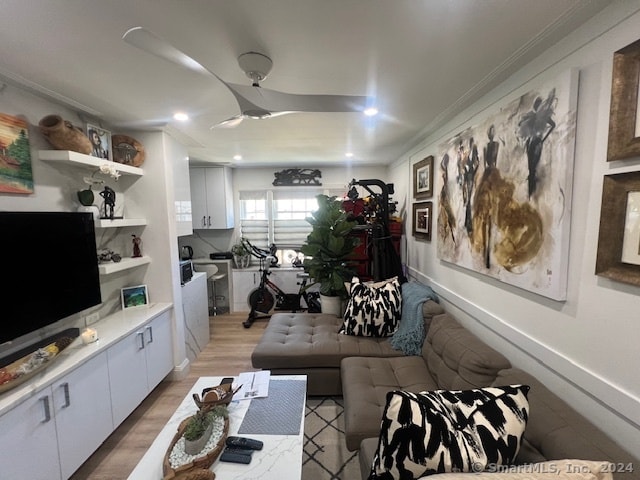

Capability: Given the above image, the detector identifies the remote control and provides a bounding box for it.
[226,436,264,450]
[220,449,252,464]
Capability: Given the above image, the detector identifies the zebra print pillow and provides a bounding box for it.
[369,385,530,480]
[340,277,402,337]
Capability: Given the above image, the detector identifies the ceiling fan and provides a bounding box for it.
[122,27,370,128]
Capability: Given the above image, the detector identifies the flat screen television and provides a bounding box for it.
[0,211,102,346]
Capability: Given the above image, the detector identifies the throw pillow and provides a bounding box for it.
[341,276,402,337]
[369,385,530,480]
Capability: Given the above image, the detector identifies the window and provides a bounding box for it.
[239,187,344,265]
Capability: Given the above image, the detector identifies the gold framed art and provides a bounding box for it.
[413,155,434,199]
[595,171,640,286]
[412,201,432,241]
[607,38,640,162]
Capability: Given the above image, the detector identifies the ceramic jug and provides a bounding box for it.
[38,114,92,154]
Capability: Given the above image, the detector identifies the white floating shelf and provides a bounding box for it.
[39,150,144,176]
[95,218,147,228]
[98,256,151,275]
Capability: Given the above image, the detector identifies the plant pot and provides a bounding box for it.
[233,254,251,269]
[38,115,92,154]
[184,419,213,455]
[320,294,344,317]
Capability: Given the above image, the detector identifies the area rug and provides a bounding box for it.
[303,397,361,480]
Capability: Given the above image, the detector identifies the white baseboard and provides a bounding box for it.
[167,358,190,381]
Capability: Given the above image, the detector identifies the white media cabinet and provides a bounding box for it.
[0,303,174,480]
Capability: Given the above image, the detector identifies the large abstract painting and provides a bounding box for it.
[436,70,578,300]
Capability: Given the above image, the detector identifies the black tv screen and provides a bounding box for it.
[0,211,102,346]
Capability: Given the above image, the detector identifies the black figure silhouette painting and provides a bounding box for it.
[436,70,578,301]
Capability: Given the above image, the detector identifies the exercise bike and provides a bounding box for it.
[241,239,321,328]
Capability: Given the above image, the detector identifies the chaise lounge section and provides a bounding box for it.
[251,301,444,396]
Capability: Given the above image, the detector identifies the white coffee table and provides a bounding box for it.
[128,375,307,480]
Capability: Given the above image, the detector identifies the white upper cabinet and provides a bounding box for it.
[190,166,234,229]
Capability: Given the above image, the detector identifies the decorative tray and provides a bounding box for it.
[162,382,239,480]
[0,336,76,394]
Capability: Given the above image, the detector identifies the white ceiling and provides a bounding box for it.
[0,0,609,168]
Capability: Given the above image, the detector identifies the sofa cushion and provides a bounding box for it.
[369,385,530,480]
[341,355,438,451]
[251,313,405,370]
[424,314,511,390]
[422,460,615,480]
[494,369,640,478]
[341,277,402,337]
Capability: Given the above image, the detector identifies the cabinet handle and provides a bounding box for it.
[137,331,145,349]
[202,216,206,227]
[40,396,51,423]
[145,325,154,344]
[61,382,71,408]
[207,216,211,226]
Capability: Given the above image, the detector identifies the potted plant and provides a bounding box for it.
[300,194,359,316]
[231,238,251,268]
[183,410,213,455]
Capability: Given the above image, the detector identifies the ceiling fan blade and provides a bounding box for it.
[211,115,244,129]
[122,27,223,82]
[225,82,367,115]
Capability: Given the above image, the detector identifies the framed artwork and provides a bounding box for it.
[413,201,432,241]
[0,112,33,194]
[607,38,640,162]
[86,123,112,161]
[436,69,578,301]
[413,155,434,199]
[595,171,640,286]
[121,284,149,309]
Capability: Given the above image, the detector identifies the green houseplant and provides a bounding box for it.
[300,195,359,315]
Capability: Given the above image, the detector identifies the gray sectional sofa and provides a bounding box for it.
[251,297,639,480]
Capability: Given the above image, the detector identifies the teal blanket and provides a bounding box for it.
[389,282,439,355]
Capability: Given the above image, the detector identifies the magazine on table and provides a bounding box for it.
[236,370,270,400]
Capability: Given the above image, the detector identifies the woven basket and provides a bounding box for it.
[192,383,240,412]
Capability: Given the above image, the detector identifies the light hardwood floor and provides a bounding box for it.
[70,312,269,480]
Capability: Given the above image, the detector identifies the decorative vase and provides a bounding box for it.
[320,294,344,317]
[184,419,213,455]
[233,254,251,269]
[38,115,92,154]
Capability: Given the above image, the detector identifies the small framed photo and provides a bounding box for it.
[413,201,432,241]
[413,155,434,199]
[121,285,149,309]
[86,123,112,161]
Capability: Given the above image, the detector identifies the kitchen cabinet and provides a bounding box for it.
[0,351,112,480]
[190,167,234,229]
[108,311,173,427]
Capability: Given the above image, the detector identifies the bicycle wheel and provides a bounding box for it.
[248,288,275,314]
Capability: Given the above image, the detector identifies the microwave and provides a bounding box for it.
[179,260,193,284]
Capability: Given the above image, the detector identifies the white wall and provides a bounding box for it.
[389,1,640,453]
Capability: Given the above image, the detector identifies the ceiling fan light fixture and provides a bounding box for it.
[238,51,273,84]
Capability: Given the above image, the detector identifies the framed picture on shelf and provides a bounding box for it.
[595,171,640,286]
[121,284,149,309]
[413,155,434,199]
[413,201,432,241]
[86,123,112,161]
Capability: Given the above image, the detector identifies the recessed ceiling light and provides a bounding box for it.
[233,154,242,161]
[363,107,378,117]
[173,112,189,121]
[345,152,354,158]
